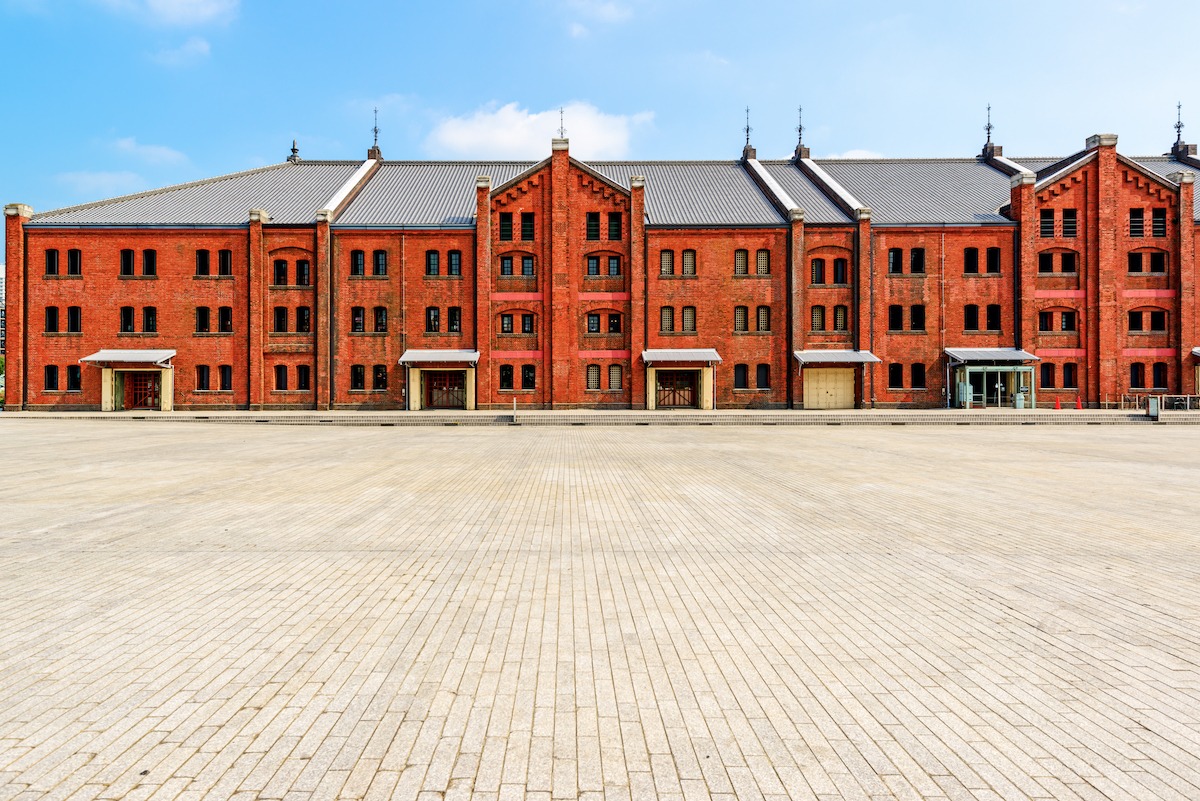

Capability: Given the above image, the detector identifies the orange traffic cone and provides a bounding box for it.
[1054,397,1061,410]
[1075,396,1083,410]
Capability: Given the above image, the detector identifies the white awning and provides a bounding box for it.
[641,348,722,364]
[945,347,1039,364]
[1191,346,1200,358]
[80,349,176,367]
[794,349,880,364]
[398,349,480,365]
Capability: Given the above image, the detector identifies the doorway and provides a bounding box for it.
[424,371,466,409]
[121,372,161,410]
[656,370,698,408]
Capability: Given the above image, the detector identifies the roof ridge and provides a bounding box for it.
[812,157,985,164]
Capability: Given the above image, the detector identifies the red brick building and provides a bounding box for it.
[6,131,1200,411]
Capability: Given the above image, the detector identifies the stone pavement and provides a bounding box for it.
[1,419,1199,801]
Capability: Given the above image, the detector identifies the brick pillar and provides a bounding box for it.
[4,204,31,411]
[315,210,333,409]
[787,208,805,408]
[1009,172,1038,367]
[549,138,571,408]
[1171,171,1196,391]
[474,176,493,408]
[629,176,646,409]
[247,208,267,410]
[1091,134,1119,406]
[853,208,873,407]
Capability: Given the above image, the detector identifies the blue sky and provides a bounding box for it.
[2,0,1198,217]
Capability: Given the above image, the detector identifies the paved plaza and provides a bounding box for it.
[1,419,1199,801]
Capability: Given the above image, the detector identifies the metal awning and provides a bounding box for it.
[1192,346,1200,358]
[794,349,880,364]
[641,348,722,364]
[945,347,1039,364]
[398,349,480,365]
[80,349,176,367]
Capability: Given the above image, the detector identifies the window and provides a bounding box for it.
[909,304,925,331]
[120,249,135,276]
[500,256,513,276]
[1040,209,1054,237]
[888,305,903,331]
[986,248,1001,274]
[833,258,848,285]
[448,307,461,333]
[350,250,365,276]
[501,313,513,334]
[965,304,980,331]
[1038,252,1054,273]
[521,365,535,390]
[351,306,365,333]
[660,306,675,332]
[963,248,979,274]
[681,250,695,275]
[888,248,903,274]
[756,306,770,332]
[448,250,462,276]
[756,364,770,389]
[67,249,82,276]
[608,212,622,240]
[44,306,59,332]
[350,364,365,391]
[608,256,621,276]
[1150,252,1167,273]
[1038,311,1052,332]
[218,306,232,333]
[273,306,288,333]
[911,363,926,389]
[1063,362,1078,389]
[521,256,534,276]
[986,304,1001,331]
[143,306,157,333]
[426,250,440,276]
[1061,252,1077,273]
[373,365,388,391]
[1041,363,1056,389]
[587,364,601,390]
[195,249,210,276]
[587,313,601,333]
[585,212,600,241]
[521,212,535,241]
[65,306,81,333]
[521,313,534,334]
[811,258,826,284]
[734,363,748,389]
[67,365,81,392]
[45,249,59,275]
[834,305,848,331]
[295,260,310,286]
[608,313,621,334]
[1128,310,1143,332]
[499,212,513,241]
[372,250,387,276]
[296,306,311,333]
[1130,362,1145,389]
[142,249,156,276]
[1062,209,1077,238]
[274,365,288,391]
[1152,208,1167,238]
[1061,311,1076,332]
[811,305,825,331]
[682,306,696,332]
[44,365,59,391]
[425,307,440,333]
[1129,208,1145,238]
[888,363,903,389]
[499,365,514,390]
[608,364,622,390]
[734,306,748,332]
[909,248,925,274]
[219,365,232,391]
[1150,310,1167,331]
[218,249,232,276]
[587,256,600,276]
[660,249,675,275]
[734,249,748,275]
[196,365,211,391]
[120,306,134,333]
[373,306,388,333]
[297,365,311,391]
[1128,253,1143,273]
[756,249,770,275]
[274,259,288,286]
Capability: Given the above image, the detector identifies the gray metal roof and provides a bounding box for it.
[642,348,723,363]
[80,349,177,365]
[813,159,1013,225]
[337,162,536,227]
[1009,157,1067,174]
[1129,156,1200,219]
[758,162,852,223]
[398,349,480,364]
[945,347,1039,363]
[589,162,784,226]
[31,162,362,227]
[794,350,880,364]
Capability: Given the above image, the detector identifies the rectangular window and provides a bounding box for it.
[218,306,232,333]
[66,306,81,333]
[296,306,311,333]
[965,305,980,331]
[986,304,1001,331]
[1128,253,1143,273]
[350,250,365,276]
[45,249,60,276]
[1129,208,1145,238]
[1061,252,1077,273]
[681,250,695,276]
[499,212,513,241]
[608,364,622,390]
[909,304,925,331]
[295,260,310,286]
[1150,310,1166,331]
[963,248,978,274]
[1153,362,1168,389]
[351,306,365,333]
[120,249,135,276]
[756,249,770,275]
[734,306,748,332]
[587,313,601,333]
[373,365,388,391]
[888,248,903,274]
[756,363,770,389]
[811,305,825,331]
[274,260,288,286]
[660,306,675,332]
[274,365,288,391]
[682,306,695,332]
[734,249,748,275]
[607,313,621,334]
[1061,311,1076,331]
[520,212,535,241]
[142,249,156,276]
[1152,208,1167,238]
[1063,362,1077,389]
[1062,209,1077,238]
[587,256,600,276]
[195,249,210,276]
[45,306,59,332]
[143,306,157,333]
[834,305,847,331]
[501,313,513,334]
[833,258,848,284]
[1130,362,1145,389]
[448,250,462,276]
[909,248,925,274]
[811,258,826,284]
[608,212,622,240]
[1150,252,1167,273]
[756,305,770,332]
[448,307,461,333]
[273,306,288,333]
[660,250,674,275]
[45,365,59,391]
[888,305,903,331]
[67,249,82,276]
[1040,209,1055,237]
[521,364,535,390]
[425,307,440,333]
[426,250,440,276]
[67,365,82,392]
[521,314,534,334]
[218,249,232,276]
[985,247,1001,274]
[734,364,748,389]
[500,256,513,276]
[587,364,601,390]
[1041,363,1056,389]
[608,256,621,276]
[297,365,311,391]
[373,306,388,333]
[120,306,134,333]
[499,365,514,390]
[196,365,211,391]
[1038,252,1054,273]
[372,250,387,276]
[1038,310,1052,332]
[219,365,232,391]
[888,363,903,389]
[910,363,926,389]
[586,212,600,240]
[351,364,365,391]
[521,256,534,276]
[1128,311,1143,332]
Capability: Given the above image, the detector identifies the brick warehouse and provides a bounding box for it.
[5,130,1200,412]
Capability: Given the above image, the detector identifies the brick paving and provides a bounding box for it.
[1,419,1199,801]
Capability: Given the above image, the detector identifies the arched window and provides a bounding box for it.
[734,364,748,389]
[682,250,696,275]
[734,306,748,332]
[586,364,601,390]
[834,305,848,331]
[756,306,770,332]
[811,258,825,285]
[1041,363,1056,389]
[734,249,748,275]
[660,306,675,332]
[608,364,623,390]
[682,306,696,332]
[964,247,979,274]
[756,249,770,275]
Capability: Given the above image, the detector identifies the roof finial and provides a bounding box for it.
[287,139,300,164]
[985,103,993,144]
[373,107,379,148]
[796,105,804,146]
[744,106,752,147]
[558,106,566,138]
[1176,101,1184,144]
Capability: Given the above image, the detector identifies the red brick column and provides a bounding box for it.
[1092,135,1119,405]
[628,176,647,409]
[548,138,571,408]
[474,176,493,408]
[1009,172,1038,369]
[787,209,805,408]
[314,210,332,409]
[854,209,873,407]
[247,209,267,410]
[1172,171,1196,391]
[4,204,31,411]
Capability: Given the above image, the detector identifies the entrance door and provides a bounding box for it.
[803,368,854,409]
[424,371,466,409]
[656,370,698,408]
[123,372,161,410]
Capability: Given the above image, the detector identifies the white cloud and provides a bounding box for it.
[821,149,886,160]
[113,137,189,165]
[150,35,210,66]
[568,0,631,22]
[56,171,147,198]
[569,21,588,37]
[426,102,653,160]
[95,0,238,25]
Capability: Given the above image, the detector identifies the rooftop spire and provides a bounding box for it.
[1176,101,1184,144]
[981,104,1002,160]
[985,103,993,144]
[792,105,810,161]
[742,106,756,161]
[373,107,379,147]
[367,107,383,160]
[287,139,300,164]
[558,106,566,138]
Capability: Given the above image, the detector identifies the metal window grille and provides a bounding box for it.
[682,250,696,275]
[660,306,674,332]
[608,364,622,390]
[834,305,847,331]
[1040,210,1055,237]
[757,306,770,331]
[1129,208,1145,237]
[682,306,695,332]
[587,364,601,390]
[521,212,535,241]
[734,250,748,275]
[585,212,600,240]
[756,250,770,275]
[660,250,674,275]
[734,306,748,331]
[811,305,824,331]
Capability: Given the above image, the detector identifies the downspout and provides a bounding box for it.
[401,233,407,408]
[941,232,947,407]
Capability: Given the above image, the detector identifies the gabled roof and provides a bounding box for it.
[30,161,363,227]
[1012,153,1200,220]
[336,161,535,227]
[1129,156,1200,218]
[757,161,853,223]
[812,158,1014,226]
[588,161,784,226]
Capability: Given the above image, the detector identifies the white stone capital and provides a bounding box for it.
[4,203,32,218]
